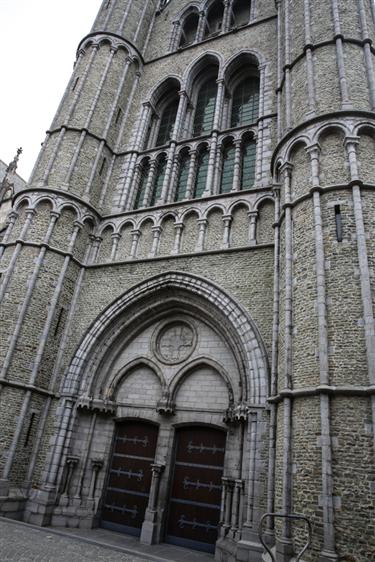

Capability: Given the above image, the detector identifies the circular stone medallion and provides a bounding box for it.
[156,322,196,364]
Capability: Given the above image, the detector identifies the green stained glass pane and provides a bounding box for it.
[220,145,235,193]
[194,150,209,198]
[231,79,259,127]
[241,141,256,189]
[193,79,217,137]
[156,100,178,147]
[175,155,190,201]
[150,158,166,206]
[134,164,149,209]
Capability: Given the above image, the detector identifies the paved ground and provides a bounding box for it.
[0,518,214,562]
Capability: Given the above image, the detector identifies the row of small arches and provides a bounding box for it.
[96,200,275,263]
[5,197,274,265]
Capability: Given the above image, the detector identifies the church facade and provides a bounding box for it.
[0,1,374,560]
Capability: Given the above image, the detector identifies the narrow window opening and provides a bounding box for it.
[335,205,343,242]
[24,413,36,447]
[115,107,122,125]
[54,307,65,337]
[99,157,107,177]
[72,77,79,92]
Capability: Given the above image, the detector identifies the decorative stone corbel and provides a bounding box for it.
[76,396,116,416]
[156,389,175,416]
[224,402,250,425]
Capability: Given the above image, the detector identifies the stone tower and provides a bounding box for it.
[0,1,374,561]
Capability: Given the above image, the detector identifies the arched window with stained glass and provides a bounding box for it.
[220,142,235,194]
[156,99,179,147]
[175,150,190,201]
[134,160,150,209]
[194,148,209,198]
[150,156,167,206]
[231,77,259,127]
[241,137,256,189]
[193,78,217,137]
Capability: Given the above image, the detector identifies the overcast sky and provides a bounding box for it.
[0,0,102,180]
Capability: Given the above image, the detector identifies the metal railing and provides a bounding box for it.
[258,512,312,562]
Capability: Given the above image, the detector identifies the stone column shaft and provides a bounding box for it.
[248,211,258,245]
[130,230,141,259]
[331,0,351,108]
[196,219,208,252]
[222,215,232,249]
[357,0,375,109]
[0,209,34,292]
[172,223,184,254]
[150,226,162,257]
[110,233,121,261]
[304,0,316,115]
[232,140,242,192]
[160,143,176,203]
[186,150,197,199]
[307,146,338,561]
[0,212,59,383]
[196,11,206,42]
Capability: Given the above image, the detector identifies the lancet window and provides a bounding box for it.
[194,147,210,198]
[241,137,256,189]
[134,159,150,210]
[193,77,218,137]
[231,78,259,127]
[150,156,167,206]
[220,141,236,194]
[175,150,190,202]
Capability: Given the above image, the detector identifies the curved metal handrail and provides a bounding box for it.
[258,512,312,562]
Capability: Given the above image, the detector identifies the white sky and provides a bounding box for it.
[0,0,102,180]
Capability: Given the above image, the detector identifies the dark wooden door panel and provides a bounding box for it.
[101,421,158,536]
[166,426,226,553]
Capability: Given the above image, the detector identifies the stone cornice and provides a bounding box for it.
[268,384,375,403]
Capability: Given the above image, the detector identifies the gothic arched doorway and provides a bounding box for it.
[166,425,226,553]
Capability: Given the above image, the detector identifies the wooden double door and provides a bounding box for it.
[102,421,226,552]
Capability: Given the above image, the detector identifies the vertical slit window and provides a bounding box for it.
[335,205,343,242]
[99,157,107,177]
[241,140,256,189]
[156,100,179,147]
[194,149,209,198]
[54,307,65,337]
[175,153,190,201]
[72,77,79,91]
[193,78,217,137]
[220,144,235,194]
[115,107,122,125]
[231,78,260,127]
[150,157,166,206]
[24,413,36,447]
[134,162,150,209]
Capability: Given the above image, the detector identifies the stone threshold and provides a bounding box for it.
[0,516,214,562]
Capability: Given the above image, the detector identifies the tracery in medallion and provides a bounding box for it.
[155,321,196,364]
